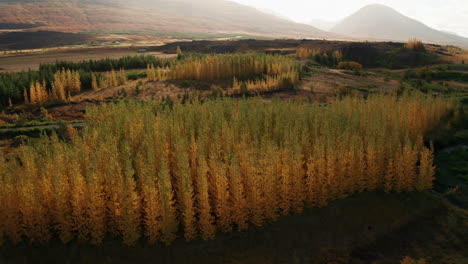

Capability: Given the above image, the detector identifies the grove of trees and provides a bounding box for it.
[0,55,172,106]
[0,94,452,245]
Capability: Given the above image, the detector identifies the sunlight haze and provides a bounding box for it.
[229,0,468,37]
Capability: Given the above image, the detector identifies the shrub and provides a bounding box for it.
[240,82,248,95]
[210,85,224,97]
[404,69,418,80]
[12,135,29,147]
[406,39,426,52]
[401,257,427,264]
[338,61,363,71]
[279,77,295,90]
[14,113,28,127]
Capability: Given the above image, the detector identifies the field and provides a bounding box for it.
[0,39,467,263]
[0,30,191,52]
[0,47,176,73]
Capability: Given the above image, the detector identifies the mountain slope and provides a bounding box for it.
[308,19,336,31]
[331,4,468,48]
[0,0,336,39]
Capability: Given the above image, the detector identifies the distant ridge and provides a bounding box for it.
[0,0,338,39]
[331,4,468,48]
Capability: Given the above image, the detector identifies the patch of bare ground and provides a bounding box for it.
[76,80,194,101]
[44,80,195,119]
[300,67,400,95]
[428,45,468,64]
[45,78,330,119]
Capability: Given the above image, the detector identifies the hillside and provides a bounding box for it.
[0,0,336,39]
[331,4,468,48]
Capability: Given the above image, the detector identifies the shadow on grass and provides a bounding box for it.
[2,191,462,264]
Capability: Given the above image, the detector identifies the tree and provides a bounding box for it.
[196,150,216,240]
[91,73,99,91]
[147,64,156,81]
[23,89,29,105]
[240,82,248,95]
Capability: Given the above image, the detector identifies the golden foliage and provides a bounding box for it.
[406,39,426,52]
[145,54,300,94]
[0,94,452,245]
[96,69,128,90]
[146,54,299,86]
[296,48,343,62]
[26,81,48,105]
[51,69,81,102]
[147,64,169,82]
[25,69,82,104]
[170,54,298,81]
[230,71,299,95]
[296,48,321,59]
[338,61,363,71]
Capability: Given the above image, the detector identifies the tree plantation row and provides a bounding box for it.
[0,95,453,245]
[0,55,167,106]
[0,53,300,106]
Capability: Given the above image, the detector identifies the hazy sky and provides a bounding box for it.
[230,0,468,37]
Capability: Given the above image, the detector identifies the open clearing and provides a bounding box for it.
[0,47,177,73]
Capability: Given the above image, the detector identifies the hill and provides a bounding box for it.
[0,0,336,39]
[330,4,468,48]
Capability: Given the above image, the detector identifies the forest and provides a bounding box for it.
[0,37,466,264]
[0,53,301,106]
[0,94,453,245]
[0,55,172,106]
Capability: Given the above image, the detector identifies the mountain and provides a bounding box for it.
[308,19,336,31]
[257,8,292,21]
[330,4,468,48]
[0,0,336,39]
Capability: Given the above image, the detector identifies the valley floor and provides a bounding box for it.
[0,39,467,264]
[0,48,176,73]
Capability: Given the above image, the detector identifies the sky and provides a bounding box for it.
[229,0,468,37]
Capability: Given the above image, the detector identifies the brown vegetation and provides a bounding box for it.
[406,39,426,52]
[24,69,81,104]
[338,61,364,70]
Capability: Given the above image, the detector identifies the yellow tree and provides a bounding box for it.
[29,83,37,104]
[195,149,216,240]
[175,140,197,240]
[23,89,29,105]
[228,155,249,231]
[158,144,179,244]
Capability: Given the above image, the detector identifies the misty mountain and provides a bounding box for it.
[0,0,337,39]
[307,19,337,31]
[330,4,468,48]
